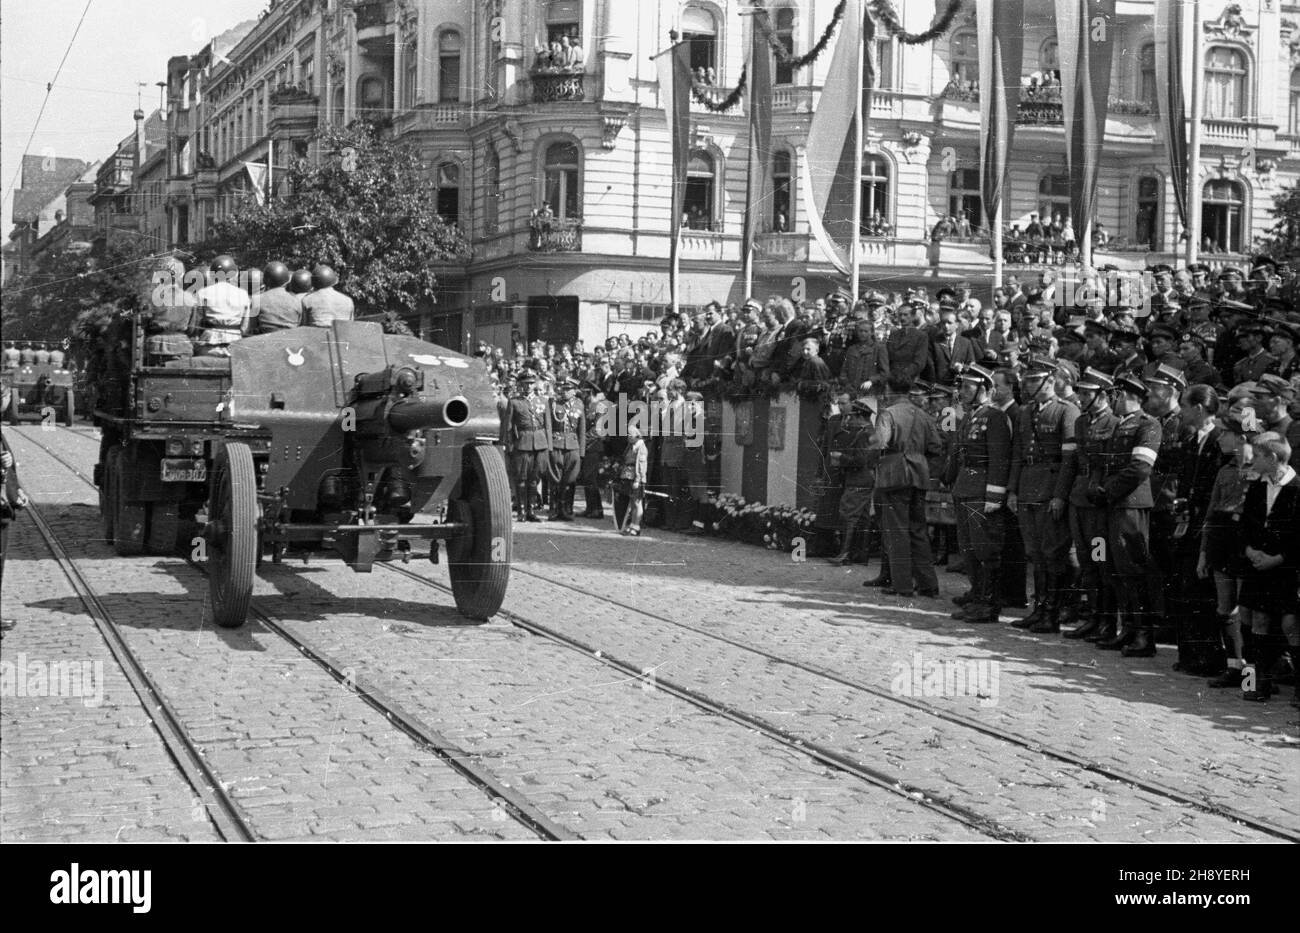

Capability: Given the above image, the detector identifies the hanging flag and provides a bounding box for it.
[655,40,693,248]
[976,0,1025,232]
[799,0,863,276]
[742,14,774,266]
[243,161,268,205]
[1055,0,1116,247]
[1154,0,1191,230]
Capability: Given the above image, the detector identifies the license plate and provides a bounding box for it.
[161,458,207,483]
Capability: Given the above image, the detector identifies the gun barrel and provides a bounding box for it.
[387,395,471,432]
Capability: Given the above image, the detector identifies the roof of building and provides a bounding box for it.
[11,155,91,222]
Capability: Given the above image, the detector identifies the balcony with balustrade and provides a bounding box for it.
[528,217,582,252]
[531,70,586,104]
[392,103,470,133]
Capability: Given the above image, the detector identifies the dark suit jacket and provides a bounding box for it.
[928,334,978,384]
[885,327,931,385]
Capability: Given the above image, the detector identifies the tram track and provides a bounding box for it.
[498,554,1300,844]
[8,426,572,842]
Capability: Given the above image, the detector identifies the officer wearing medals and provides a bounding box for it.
[546,376,586,520]
[507,372,551,521]
[945,364,1012,624]
[1007,357,1080,633]
[1090,372,1164,657]
[1142,363,1189,642]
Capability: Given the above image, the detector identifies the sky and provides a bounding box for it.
[1,0,268,229]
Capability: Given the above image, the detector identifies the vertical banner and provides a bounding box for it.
[656,40,693,306]
[1055,0,1116,245]
[799,0,863,276]
[1154,0,1191,229]
[976,0,1025,231]
[743,16,774,269]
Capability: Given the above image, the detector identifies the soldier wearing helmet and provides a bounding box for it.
[256,261,304,333]
[288,268,314,294]
[194,254,251,356]
[302,264,354,327]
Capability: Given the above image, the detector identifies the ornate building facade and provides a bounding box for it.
[148,0,1298,351]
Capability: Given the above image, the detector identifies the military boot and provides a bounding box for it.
[1121,625,1156,657]
[1014,569,1048,629]
[1097,605,1138,650]
[1064,593,1100,639]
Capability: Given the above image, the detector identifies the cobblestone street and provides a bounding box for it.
[3,425,1295,842]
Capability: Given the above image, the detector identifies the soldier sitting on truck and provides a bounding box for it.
[142,256,198,366]
[255,261,304,333]
[301,264,354,327]
[193,255,251,358]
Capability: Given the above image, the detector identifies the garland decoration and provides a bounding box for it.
[750,0,847,70]
[691,67,747,111]
[869,0,965,45]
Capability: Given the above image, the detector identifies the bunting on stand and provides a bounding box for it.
[976,0,1024,242]
[1154,0,1192,231]
[742,14,774,292]
[655,40,693,314]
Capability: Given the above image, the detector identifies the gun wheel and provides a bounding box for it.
[207,442,258,629]
[446,445,512,620]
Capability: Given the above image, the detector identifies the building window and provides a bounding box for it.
[299,55,314,92]
[1204,46,1247,119]
[859,155,890,232]
[949,30,978,89]
[332,86,344,124]
[439,29,461,102]
[545,0,581,45]
[484,148,501,235]
[1139,44,1156,108]
[437,162,460,226]
[1038,174,1070,224]
[1039,38,1059,81]
[1135,176,1160,250]
[873,37,894,90]
[542,140,581,220]
[358,75,387,118]
[404,41,418,108]
[1290,67,1300,135]
[684,150,716,230]
[1201,179,1245,253]
[771,149,792,231]
[949,168,982,232]
[682,6,719,80]
[774,8,795,86]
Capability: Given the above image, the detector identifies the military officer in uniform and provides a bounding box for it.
[507,372,552,521]
[256,261,304,333]
[1142,363,1188,638]
[1231,320,1276,385]
[1092,373,1164,657]
[946,364,1012,623]
[1008,359,1080,632]
[827,397,876,565]
[579,394,611,518]
[302,264,355,327]
[1109,323,1145,379]
[1064,368,1120,640]
[546,376,586,520]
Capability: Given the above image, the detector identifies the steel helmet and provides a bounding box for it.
[288,268,314,293]
[210,254,239,278]
[311,264,338,289]
[263,261,290,288]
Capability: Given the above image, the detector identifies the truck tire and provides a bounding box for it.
[207,442,258,629]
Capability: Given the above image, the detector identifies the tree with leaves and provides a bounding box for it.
[1255,180,1300,264]
[199,121,469,314]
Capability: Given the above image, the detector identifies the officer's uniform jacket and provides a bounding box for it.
[944,403,1012,503]
[840,340,890,392]
[1098,410,1162,507]
[1149,407,1184,513]
[256,286,305,333]
[508,394,552,451]
[1232,348,1276,385]
[302,287,355,327]
[1009,396,1080,504]
[548,396,586,451]
[833,416,877,488]
[1069,406,1120,508]
[1111,352,1146,380]
[1182,358,1223,388]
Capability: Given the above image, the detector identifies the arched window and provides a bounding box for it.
[682,6,719,79]
[1202,179,1245,253]
[1204,46,1247,119]
[542,140,581,220]
[774,9,795,86]
[484,148,501,235]
[437,161,460,226]
[949,30,978,88]
[1038,174,1070,224]
[439,29,462,103]
[684,150,716,230]
[545,0,581,45]
[1139,44,1156,108]
[358,75,387,117]
[859,155,890,231]
[1290,67,1300,135]
[771,149,792,231]
[1135,176,1160,249]
[1039,38,1059,80]
[949,168,982,231]
[403,40,418,108]
[331,85,344,124]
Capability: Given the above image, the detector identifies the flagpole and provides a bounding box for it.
[1185,0,1203,265]
[267,137,274,202]
[743,122,757,299]
[849,0,863,305]
[992,198,1003,289]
